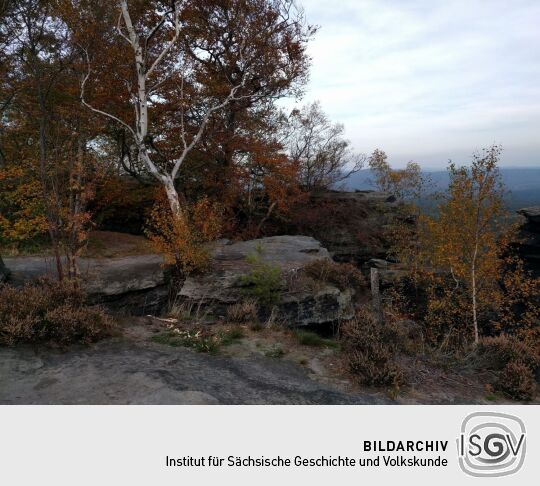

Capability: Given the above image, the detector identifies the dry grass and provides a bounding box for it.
[226,300,259,323]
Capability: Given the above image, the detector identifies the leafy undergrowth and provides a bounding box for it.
[148,315,342,366]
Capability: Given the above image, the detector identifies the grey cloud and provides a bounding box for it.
[292,0,540,167]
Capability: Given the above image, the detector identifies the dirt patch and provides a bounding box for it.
[1,231,155,259]
[82,231,155,258]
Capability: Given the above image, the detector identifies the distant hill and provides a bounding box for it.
[344,168,540,211]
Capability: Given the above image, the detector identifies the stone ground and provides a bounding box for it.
[1,317,533,405]
[0,319,388,405]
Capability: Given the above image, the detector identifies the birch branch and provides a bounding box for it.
[80,49,136,139]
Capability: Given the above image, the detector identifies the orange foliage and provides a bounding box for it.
[145,191,222,274]
[369,149,427,201]
[0,165,48,243]
[390,146,540,349]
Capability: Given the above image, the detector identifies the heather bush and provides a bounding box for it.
[477,335,539,372]
[340,308,404,387]
[495,361,536,401]
[0,279,114,346]
[303,259,366,291]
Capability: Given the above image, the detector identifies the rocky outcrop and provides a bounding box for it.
[517,207,540,277]
[178,236,354,326]
[0,255,9,283]
[287,190,399,265]
[2,255,168,314]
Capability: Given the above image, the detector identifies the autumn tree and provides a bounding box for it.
[0,0,70,278]
[80,0,312,222]
[425,146,508,344]
[368,149,428,201]
[174,1,314,235]
[387,145,538,351]
[284,101,364,191]
[0,0,106,280]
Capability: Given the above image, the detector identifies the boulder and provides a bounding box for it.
[178,236,354,326]
[2,254,168,315]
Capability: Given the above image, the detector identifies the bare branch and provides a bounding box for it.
[116,11,131,45]
[79,47,136,139]
[146,3,181,79]
[171,73,249,180]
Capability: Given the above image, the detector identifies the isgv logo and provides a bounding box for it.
[457,412,526,477]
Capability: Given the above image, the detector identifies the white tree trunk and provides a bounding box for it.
[163,177,182,219]
[471,259,479,345]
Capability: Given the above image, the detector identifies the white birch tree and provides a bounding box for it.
[81,0,255,220]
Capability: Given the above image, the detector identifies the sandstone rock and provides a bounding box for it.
[365,258,390,269]
[0,255,9,283]
[518,207,540,225]
[178,236,353,326]
[2,255,168,314]
[280,286,354,326]
[289,190,400,265]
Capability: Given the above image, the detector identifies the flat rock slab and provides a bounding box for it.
[2,255,168,314]
[0,338,387,405]
[3,255,165,296]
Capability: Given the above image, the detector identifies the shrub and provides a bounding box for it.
[0,279,114,346]
[477,335,539,372]
[303,259,366,291]
[240,262,283,308]
[495,362,536,401]
[227,300,259,323]
[265,345,286,358]
[340,308,404,387]
[145,193,222,275]
[219,325,245,346]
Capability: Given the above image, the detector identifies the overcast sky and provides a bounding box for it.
[292,0,540,168]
